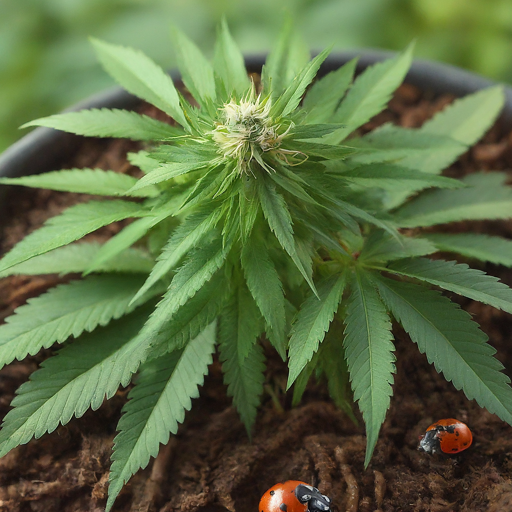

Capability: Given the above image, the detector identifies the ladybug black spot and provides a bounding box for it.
[280,504,288,512]
[270,491,275,496]
[455,431,460,436]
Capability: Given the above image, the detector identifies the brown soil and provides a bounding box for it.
[1,83,512,512]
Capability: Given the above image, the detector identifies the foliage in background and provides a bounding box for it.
[2,0,512,152]
[1,20,512,512]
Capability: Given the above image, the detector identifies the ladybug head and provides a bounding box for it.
[294,484,331,512]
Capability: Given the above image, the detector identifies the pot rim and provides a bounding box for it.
[1,50,511,179]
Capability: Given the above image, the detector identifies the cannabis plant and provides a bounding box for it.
[1,21,512,509]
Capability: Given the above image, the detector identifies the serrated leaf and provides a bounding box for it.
[90,38,189,129]
[348,125,466,175]
[334,163,463,190]
[0,242,153,277]
[140,239,229,343]
[358,230,436,264]
[421,86,504,145]
[374,276,512,424]
[423,233,512,267]
[302,59,357,124]
[258,178,316,293]
[0,200,148,273]
[131,206,224,304]
[283,140,354,160]
[128,159,214,192]
[86,200,180,274]
[106,323,216,511]
[343,269,395,467]
[0,169,157,198]
[262,18,310,97]
[271,47,331,118]
[219,291,265,435]
[22,109,182,141]
[170,26,216,106]
[386,257,512,314]
[0,275,147,370]
[0,306,154,458]
[394,172,512,227]
[150,273,228,358]
[288,124,346,140]
[241,234,286,359]
[327,45,413,143]
[213,19,250,98]
[287,274,346,388]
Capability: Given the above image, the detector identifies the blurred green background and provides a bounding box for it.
[1,0,512,153]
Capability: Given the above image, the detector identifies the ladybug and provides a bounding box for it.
[418,418,473,455]
[259,480,332,512]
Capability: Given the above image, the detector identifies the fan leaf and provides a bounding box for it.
[375,276,512,424]
[0,307,154,458]
[287,273,346,388]
[386,257,512,314]
[22,109,182,141]
[343,269,395,467]
[91,38,189,129]
[106,323,216,511]
[0,200,148,273]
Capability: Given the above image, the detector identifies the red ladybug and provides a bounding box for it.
[259,481,332,512]
[418,418,473,455]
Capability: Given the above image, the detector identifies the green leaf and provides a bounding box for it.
[141,239,229,343]
[219,290,265,435]
[0,169,157,198]
[0,242,153,277]
[386,257,512,314]
[0,275,146,370]
[258,178,316,293]
[0,200,148,273]
[22,109,182,141]
[343,269,395,467]
[423,233,512,267]
[287,274,346,388]
[170,26,216,106]
[106,323,216,511]
[241,234,286,359]
[327,45,413,143]
[358,230,436,264]
[90,38,189,129]
[150,273,228,357]
[348,125,466,175]
[334,163,463,190]
[213,19,250,98]
[262,18,310,97]
[283,140,354,160]
[302,59,357,124]
[421,86,504,145]
[394,172,512,227]
[131,206,224,304]
[288,124,346,140]
[271,47,331,118]
[128,159,214,192]
[86,200,180,274]
[0,307,153,458]
[374,276,512,425]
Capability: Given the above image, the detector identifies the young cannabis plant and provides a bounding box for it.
[1,20,512,509]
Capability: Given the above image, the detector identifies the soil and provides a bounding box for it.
[1,82,512,512]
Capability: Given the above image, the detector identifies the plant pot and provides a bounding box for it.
[1,53,512,512]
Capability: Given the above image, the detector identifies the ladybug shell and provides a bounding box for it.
[259,481,308,512]
[419,418,473,454]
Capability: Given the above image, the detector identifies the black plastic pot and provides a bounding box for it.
[1,51,512,180]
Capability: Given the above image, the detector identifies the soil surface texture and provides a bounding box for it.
[0,83,512,512]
